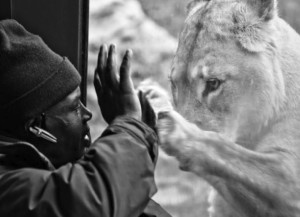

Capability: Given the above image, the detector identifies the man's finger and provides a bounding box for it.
[94,71,103,97]
[120,49,134,93]
[106,44,119,91]
[97,44,108,89]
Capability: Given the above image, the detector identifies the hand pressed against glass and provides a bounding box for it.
[94,44,142,124]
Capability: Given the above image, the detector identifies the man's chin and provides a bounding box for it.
[83,134,91,148]
[81,133,91,155]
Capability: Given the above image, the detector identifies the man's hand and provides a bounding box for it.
[94,44,141,124]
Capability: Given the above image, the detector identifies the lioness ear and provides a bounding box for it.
[247,0,277,21]
[234,0,277,52]
[187,0,210,13]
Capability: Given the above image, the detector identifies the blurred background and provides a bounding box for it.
[87,1,300,216]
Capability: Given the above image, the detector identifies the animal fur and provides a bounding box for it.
[153,0,300,216]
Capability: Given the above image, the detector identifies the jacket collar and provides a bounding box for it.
[0,133,55,170]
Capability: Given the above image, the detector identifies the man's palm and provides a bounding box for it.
[94,44,141,124]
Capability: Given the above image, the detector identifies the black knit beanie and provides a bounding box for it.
[0,19,81,126]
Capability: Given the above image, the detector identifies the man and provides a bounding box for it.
[0,19,170,217]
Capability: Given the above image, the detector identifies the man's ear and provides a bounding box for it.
[24,118,37,140]
[247,0,277,21]
[25,118,36,131]
[24,115,44,135]
[25,116,57,144]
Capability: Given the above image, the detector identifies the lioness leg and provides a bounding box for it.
[157,111,300,217]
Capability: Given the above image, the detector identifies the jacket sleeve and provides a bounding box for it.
[0,116,158,217]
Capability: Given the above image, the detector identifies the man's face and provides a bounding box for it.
[37,87,92,168]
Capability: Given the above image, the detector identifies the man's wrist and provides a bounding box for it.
[122,112,141,122]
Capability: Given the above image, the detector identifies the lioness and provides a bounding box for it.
[147,0,300,216]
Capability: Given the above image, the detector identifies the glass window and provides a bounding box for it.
[88,1,300,216]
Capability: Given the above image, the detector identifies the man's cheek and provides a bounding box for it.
[68,121,85,143]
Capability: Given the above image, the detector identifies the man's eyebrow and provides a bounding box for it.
[71,95,81,106]
[73,90,81,100]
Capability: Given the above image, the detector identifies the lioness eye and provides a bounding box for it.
[206,78,221,92]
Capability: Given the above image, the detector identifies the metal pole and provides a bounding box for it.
[79,0,90,106]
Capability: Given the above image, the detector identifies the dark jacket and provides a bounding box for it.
[0,116,170,217]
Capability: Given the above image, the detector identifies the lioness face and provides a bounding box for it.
[170,0,285,145]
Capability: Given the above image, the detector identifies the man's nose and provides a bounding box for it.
[81,103,93,122]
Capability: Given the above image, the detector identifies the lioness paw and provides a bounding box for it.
[137,79,173,115]
[157,111,199,158]
[157,111,222,174]
[157,111,180,155]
